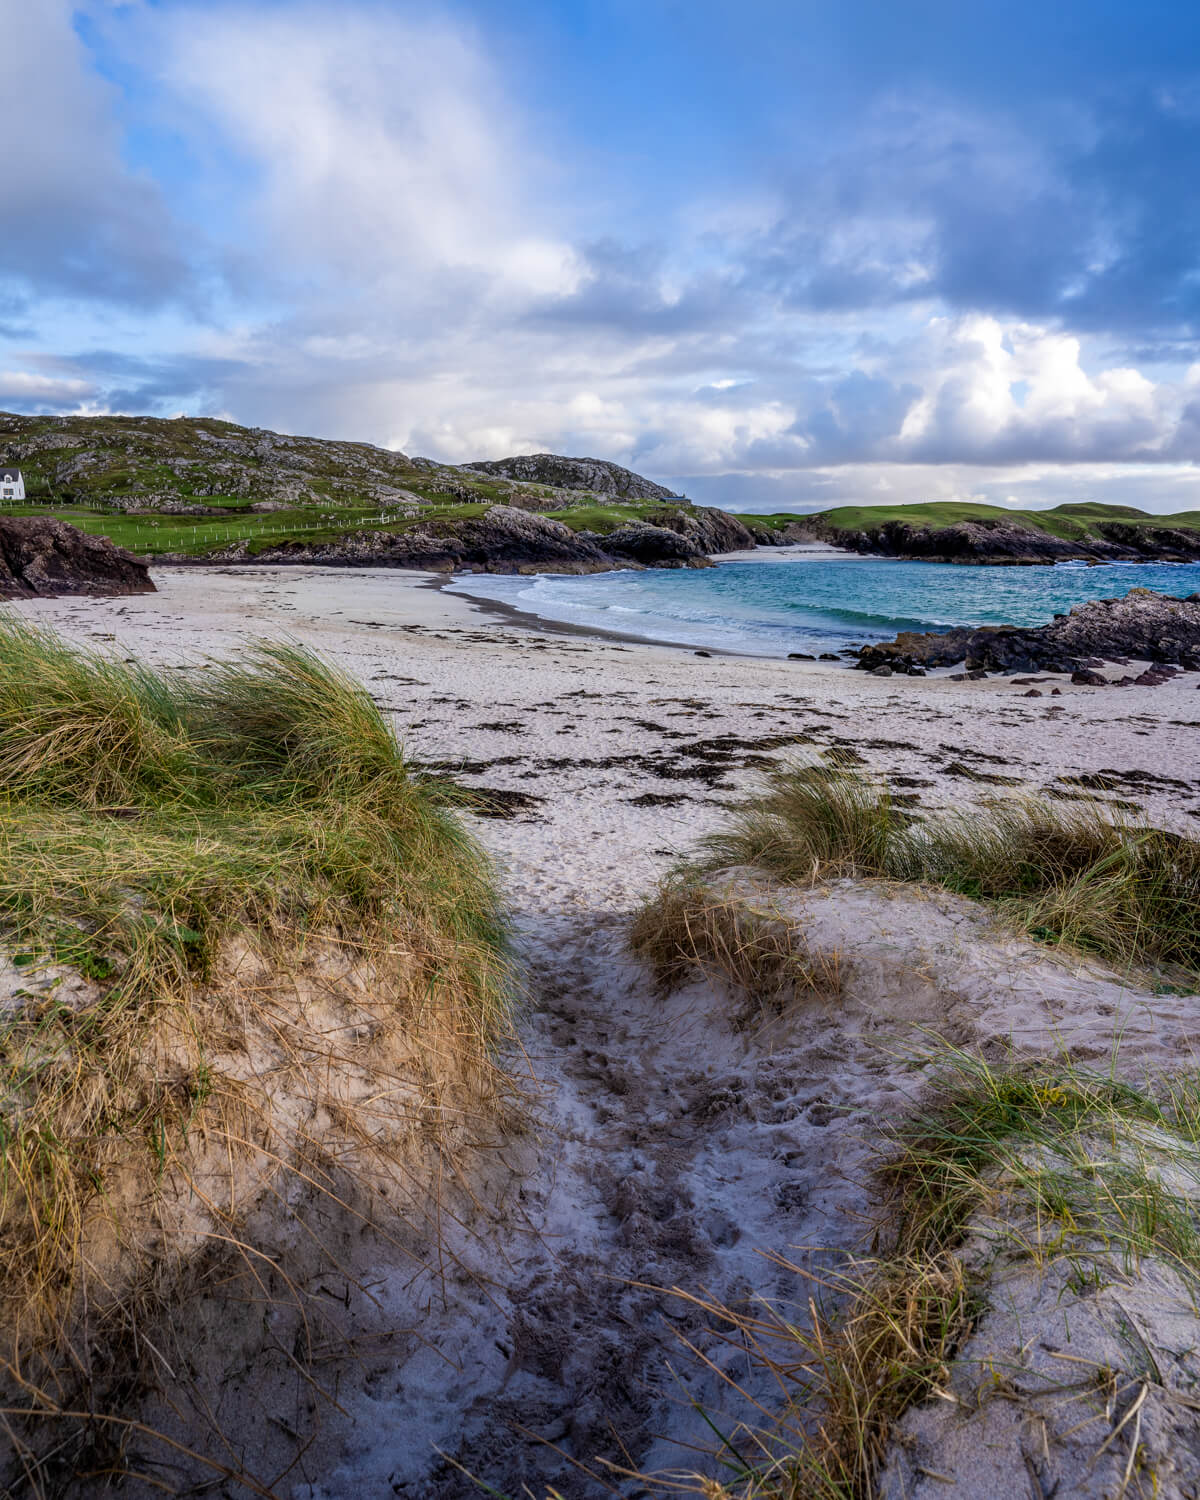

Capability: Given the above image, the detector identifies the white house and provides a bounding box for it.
[0,468,24,502]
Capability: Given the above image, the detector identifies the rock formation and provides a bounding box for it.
[186,502,753,575]
[461,453,680,501]
[815,516,1200,566]
[856,588,1200,675]
[0,517,155,599]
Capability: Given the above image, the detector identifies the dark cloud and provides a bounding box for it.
[0,2,190,308]
[751,90,1200,337]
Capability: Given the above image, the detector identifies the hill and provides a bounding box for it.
[0,412,720,569]
[461,452,679,500]
[741,499,1200,564]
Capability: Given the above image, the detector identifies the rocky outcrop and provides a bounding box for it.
[461,453,679,501]
[817,516,1200,566]
[199,506,617,575]
[595,522,712,568]
[0,517,154,598]
[176,503,755,575]
[591,507,754,568]
[856,589,1200,675]
[652,506,756,553]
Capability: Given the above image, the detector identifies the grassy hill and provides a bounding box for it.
[0,412,680,558]
[797,499,1200,540]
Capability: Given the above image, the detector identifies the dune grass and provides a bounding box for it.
[0,615,511,1479]
[640,1054,1200,1499]
[630,876,840,1013]
[693,761,1200,976]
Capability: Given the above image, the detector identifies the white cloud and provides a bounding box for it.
[153,4,580,303]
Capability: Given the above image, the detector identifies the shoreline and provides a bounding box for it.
[423,568,810,661]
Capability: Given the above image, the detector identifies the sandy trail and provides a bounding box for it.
[14,567,1200,1497]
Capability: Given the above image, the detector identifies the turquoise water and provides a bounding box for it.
[446,550,1200,658]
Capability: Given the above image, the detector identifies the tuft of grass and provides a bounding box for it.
[0,615,512,1482]
[631,876,840,1012]
[697,764,906,887]
[694,761,1200,976]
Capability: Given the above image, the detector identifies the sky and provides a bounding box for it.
[4,1,1200,512]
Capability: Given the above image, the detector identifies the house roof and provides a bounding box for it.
[0,469,21,482]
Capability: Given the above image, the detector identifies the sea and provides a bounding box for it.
[444,548,1200,659]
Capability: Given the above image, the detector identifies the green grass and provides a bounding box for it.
[693,762,1200,976]
[0,615,511,1366]
[543,501,681,532]
[808,499,1200,540]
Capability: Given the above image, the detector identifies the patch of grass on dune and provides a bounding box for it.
[641,1053,1200,1499]
[692,761,1200,976]
[630,875,841,1013]
[0,616,511,1462]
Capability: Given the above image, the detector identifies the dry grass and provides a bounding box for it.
[0,616,514,1493]
[695,760,1200,976]
[631,877,841,1013]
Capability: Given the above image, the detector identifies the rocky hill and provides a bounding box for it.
[461,453,679,501]
[0,412,750,572]
[0,412,681,516]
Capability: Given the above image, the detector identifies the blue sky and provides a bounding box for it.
[4,1,1200,511]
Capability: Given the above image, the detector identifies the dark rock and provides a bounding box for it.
[820,652,841,662]
[870,665,893,677]
[1071,669,1107,686]
[907,666,927,676]
[1023,689,1043,697]
[787,652,816,660]
[858,590,1200,678]
[0,516,154,599]
[650,506,756,555]
[601,522,714,568]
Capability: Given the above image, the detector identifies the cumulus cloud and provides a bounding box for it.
[740,90,1200,336]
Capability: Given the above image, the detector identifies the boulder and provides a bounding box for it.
[0,517,154,598]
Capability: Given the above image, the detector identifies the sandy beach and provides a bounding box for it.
[17,566,1200,1497]
[24,565,1200,915]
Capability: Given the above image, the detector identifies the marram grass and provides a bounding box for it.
[0,615,512,1472]
[694,760,1200,975]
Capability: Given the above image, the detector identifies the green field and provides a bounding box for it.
[0,498,677,558]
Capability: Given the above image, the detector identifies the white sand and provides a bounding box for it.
[17,566,1200,1498]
